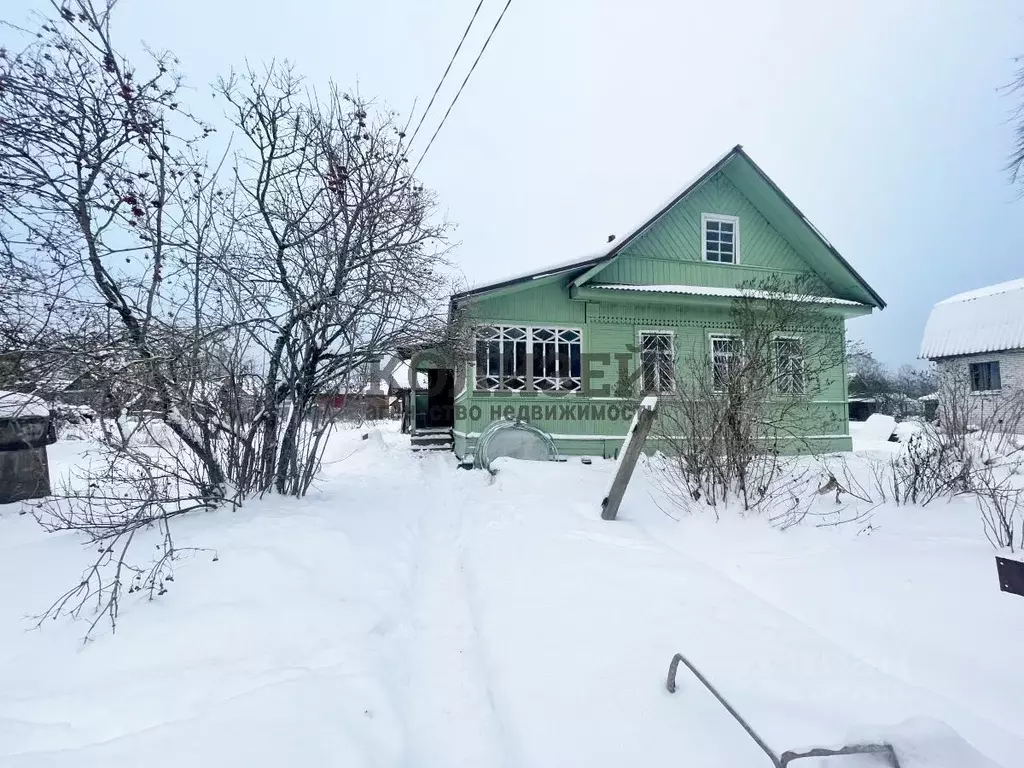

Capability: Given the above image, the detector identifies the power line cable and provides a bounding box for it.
[407,0,487,148]
[410,0,513,177]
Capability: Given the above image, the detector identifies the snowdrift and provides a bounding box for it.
[1,426,1021,768]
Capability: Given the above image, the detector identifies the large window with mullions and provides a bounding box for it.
[474,326,582,392]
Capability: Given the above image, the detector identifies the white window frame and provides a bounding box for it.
[473,324,583,393]
[772,334,805,396]
[708,333,743,393]
[637,329,676,394]
[701,213,740,264]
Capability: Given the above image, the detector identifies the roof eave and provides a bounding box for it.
[450,257,605,305]
[571,144,745,289]
[731,147,886,310]
[922,345,1024,361]
[571,284,874,317]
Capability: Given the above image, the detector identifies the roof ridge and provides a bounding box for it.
[937,277,1024,305]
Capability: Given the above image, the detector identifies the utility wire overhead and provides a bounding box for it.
[407,0,487,149]
[411,0,513,177]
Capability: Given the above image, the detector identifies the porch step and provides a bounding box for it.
[411,431,454,452]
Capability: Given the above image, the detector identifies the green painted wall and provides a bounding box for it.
[450,164,865,459]
[457,278,851,460]
[596,173,825,289]
[461,277,586,324]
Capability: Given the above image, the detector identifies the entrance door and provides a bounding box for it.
[424,369,455,429]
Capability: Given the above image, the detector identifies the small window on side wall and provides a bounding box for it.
[969,361,1001,392]
[774,337,804,395]
[702,213,739,264]
[710,335,742,392]
[639,332,675,393]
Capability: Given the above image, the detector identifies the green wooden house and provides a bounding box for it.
[411,146,885,459]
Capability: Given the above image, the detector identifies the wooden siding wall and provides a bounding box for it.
[597,174,842,293]
[457,278,851,458]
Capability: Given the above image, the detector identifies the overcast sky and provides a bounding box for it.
[9,0,1023,366]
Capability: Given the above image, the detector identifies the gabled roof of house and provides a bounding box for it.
[920,277,1024,359]
[453,145,885,309]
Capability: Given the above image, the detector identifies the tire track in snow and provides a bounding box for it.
[398,457,509,768]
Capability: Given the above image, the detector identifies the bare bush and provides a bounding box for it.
[888,431,973,506]
[974,468,1023,551]
[888,363,1024,508]
[876,363,1024,550]
[655,274,847,519]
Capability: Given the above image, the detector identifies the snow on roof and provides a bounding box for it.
[602,146,740,252]
[589,284,866,306]
[389,361,428,390]
[0,390,50,418]
[920,278,1024,359]
[938,277,1024,305]
[453,253,605,300]
[454,148,743,301]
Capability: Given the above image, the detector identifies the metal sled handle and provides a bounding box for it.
[666,653,900,768]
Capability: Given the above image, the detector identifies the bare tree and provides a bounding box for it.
[0,1,228,492]
[1007,54,1024,188]
[1,3,454,635]
[207,64,453,496]
[847,342,935,420]
[0,1,240,636]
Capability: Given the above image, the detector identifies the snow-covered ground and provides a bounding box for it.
[1,424,1022,767]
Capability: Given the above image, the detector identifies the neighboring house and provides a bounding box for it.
[411,145,885,458]
[920,278,1024,424]
[317,361,426,422]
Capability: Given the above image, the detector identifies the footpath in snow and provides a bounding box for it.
[0,424,1021,767]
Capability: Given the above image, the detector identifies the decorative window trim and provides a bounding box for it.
[637,329,676,394]
[701,213,740,264]
[708,333,743,393]
[473,324,583,393]
[772,334,805,396]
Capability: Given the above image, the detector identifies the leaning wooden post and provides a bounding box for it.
[601,396,657,521]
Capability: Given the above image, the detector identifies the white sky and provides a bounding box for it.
[7,0,1023,366]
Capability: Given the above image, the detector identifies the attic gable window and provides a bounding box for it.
[702,213,739,264]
